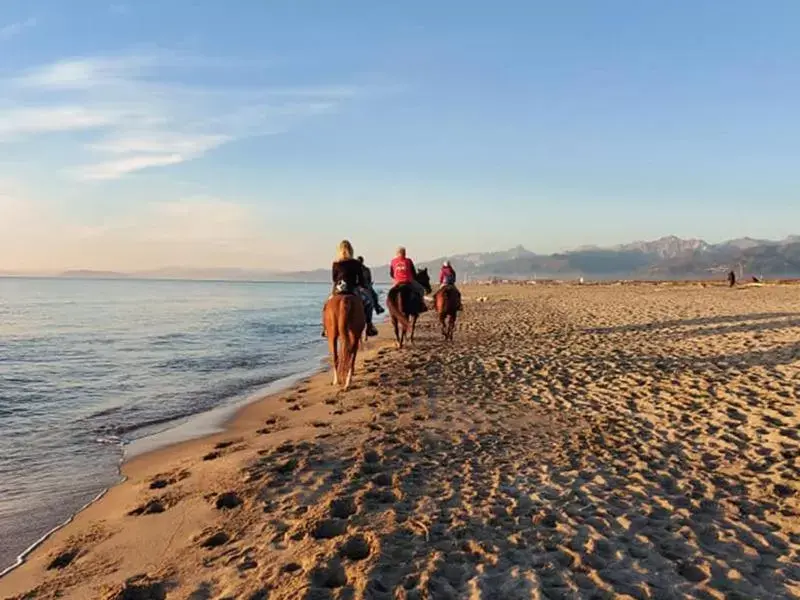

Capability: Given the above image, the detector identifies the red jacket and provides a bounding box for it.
[439,266,456,285]
[390,256,416,284]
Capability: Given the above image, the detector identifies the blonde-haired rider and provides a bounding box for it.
[322,239,378,337]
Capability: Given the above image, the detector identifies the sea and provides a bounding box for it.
[0,277,360,574]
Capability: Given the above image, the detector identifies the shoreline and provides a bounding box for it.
[0,358,330,580]
[1,299,388,582]
[0,315,396,598]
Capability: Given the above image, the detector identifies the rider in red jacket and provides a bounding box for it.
[436,260,462,310]
[439,261,456,285]
[390,247,428,312]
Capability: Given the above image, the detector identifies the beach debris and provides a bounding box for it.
[202,451,221,461]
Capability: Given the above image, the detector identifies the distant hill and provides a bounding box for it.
[43,234,800,282]
[60,270,129,279]
[133,267,279,281]
[360,235,800,280]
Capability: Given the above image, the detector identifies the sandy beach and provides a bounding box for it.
[1,283,798,600]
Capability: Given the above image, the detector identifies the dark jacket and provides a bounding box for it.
[362,264,374,287]
[332,259,365,291]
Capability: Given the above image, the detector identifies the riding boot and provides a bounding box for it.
[370,289,384,314]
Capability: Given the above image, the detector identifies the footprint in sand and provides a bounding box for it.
[282,562,302,574]
[200,531,230,549]
[329,497,357,519]
[128,499,167,516]
[309,558,347,589]
[339,534,372,561]
[215,491,243,510]
[149,469,190,489]
[47,548,79,570]
[312,518,348,539]
[108,576,168,600]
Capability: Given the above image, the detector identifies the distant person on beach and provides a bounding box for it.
[322,240,377,337]
[357,256,384,315]
[728,270,736,288]
[390,246,428,312]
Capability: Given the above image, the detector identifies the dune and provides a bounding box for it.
[1,283,798,599]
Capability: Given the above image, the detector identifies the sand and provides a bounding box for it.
[1,283,798,600]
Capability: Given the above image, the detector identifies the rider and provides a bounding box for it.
[322,240,378,337]
[390,246,428,312]
[357,256,384,315]
[439,260,456,286]
[437,260,463,310]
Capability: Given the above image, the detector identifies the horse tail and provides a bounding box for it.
[386,287,411,331]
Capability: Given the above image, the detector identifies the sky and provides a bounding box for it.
[1,1,799,272]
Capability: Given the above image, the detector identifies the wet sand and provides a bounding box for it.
[1,283,798,599]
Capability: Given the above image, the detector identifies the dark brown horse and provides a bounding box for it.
[434,285,460,341]
[323,294,366,389]
[385,268,432,349]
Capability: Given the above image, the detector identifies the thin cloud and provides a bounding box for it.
[69,154,187,181]
[88,132,231,155]
[0,106,132,139]
[0,17,37,41]
[1,49,375,179]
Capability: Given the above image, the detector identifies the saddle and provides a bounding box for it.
[333,281,372,312]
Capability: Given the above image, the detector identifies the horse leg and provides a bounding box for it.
[410,315,418,343]
[344,330,359,390]
[447,314,456,340]
[392,317,401,349]
[329,331,339,386]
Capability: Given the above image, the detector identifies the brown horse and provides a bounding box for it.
[434,285,460,341]
[385,268,432,349]
[323,294,366,389]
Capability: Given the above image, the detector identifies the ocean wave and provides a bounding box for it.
[157,353,281,373]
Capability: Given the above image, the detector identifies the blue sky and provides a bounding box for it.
[1,1,799,271]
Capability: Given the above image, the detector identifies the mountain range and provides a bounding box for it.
[46,235,800,282]
[402,235,800,281]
